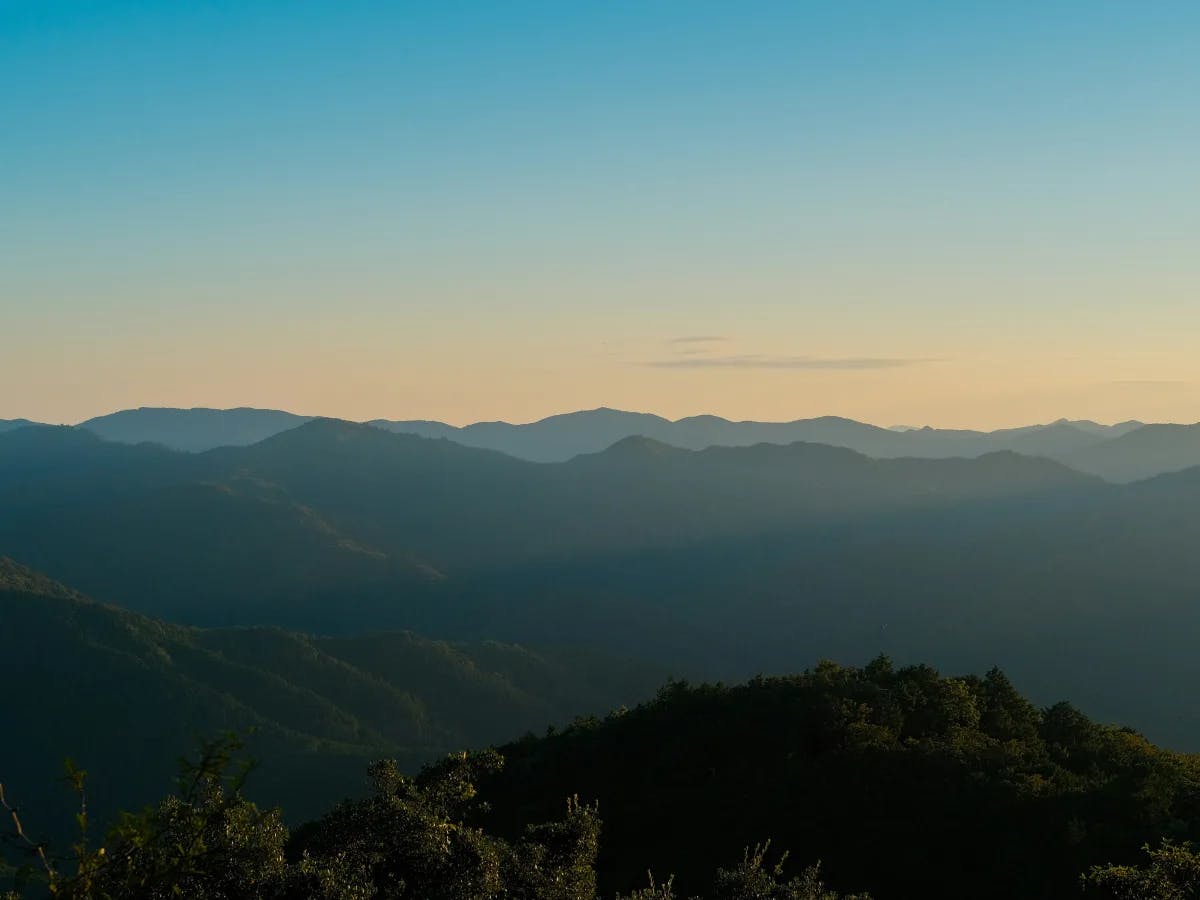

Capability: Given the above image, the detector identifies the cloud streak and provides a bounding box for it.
[668,335,729,344]
[644,354,935,370]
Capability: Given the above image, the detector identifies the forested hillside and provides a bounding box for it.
[0,559,659,838]
[480,661,1200,898]
[5,658,1198,899]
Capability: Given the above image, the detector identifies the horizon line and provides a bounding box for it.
[6,404,1185,434]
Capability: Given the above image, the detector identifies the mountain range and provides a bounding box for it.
[7,418,1200,749]
[0,419,1097,628]
[10,408,1200,899]
[9,406,1200,481]
[371,409,1147,466]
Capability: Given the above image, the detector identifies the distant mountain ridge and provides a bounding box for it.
[0,418,1100,631]
[1060,422,1200,483]
[50,404,1199,481]
[370,409,1148,464]
[79,406,312,451]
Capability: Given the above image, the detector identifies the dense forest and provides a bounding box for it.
[5,661,1200,899]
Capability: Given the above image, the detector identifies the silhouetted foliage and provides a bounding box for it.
[1084,840,1200,898]
[2,740,864,900]
[10,661,1200,897]
[475,660,1200,899]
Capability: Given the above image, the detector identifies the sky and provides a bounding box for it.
[2,1,1198,428]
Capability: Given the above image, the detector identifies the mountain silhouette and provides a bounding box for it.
[31,405,1198,480]
[79,406,312,451]
[1061,422,1200,482]
[51,404,1150,465]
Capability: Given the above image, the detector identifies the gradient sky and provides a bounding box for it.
[3,1,1198,427]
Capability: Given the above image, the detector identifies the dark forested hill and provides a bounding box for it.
[7,597,1200,899]
[476,661,1200,900]
[0,559,659,842]
[0,425,445,624]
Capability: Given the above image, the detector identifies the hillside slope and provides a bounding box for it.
[0,418,41,433]
[1062,422,1200,482]
[477,661,1200,900]
[0,559,659,838]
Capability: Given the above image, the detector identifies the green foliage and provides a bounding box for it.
[4,739,867,900]
[713,845,867,900]
[614,850,868,900]
[8,642,1200,899]
[476,659,1200,899]
[40,737,287,899]
[293,750,602,900]
[1084,840,1200,899]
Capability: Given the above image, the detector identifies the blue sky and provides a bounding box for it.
[3,1,1198,425]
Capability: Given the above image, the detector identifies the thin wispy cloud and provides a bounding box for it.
[645,354,935,370]
[668,335,730,344]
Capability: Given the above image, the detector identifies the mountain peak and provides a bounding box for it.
[246,417,410,453]
[80,406,312,452]
[591,434,685,460]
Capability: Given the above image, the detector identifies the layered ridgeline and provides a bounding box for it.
[0,559,659,840]
[0,418,1099,625]
[371,409,1148,468]
[53,405,1200,479]
[11,421,1200,747]
[5,653,1200,900]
